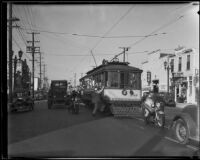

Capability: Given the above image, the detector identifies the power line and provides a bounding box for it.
[26,5,34,30]
[12,9,29,46]
[13,37,31,61]
[43,50,149,56]
[20,26,167,39]
[91,6,135,51]
[30,6,36,28]
[128,15,185,48]
[23,6,32,31]
[13,37,21,50]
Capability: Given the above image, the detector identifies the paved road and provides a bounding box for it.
[8,117,198,157]
[7,101,199,157]
[8,100,108,144]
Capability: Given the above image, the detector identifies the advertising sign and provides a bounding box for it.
[34,77,38,91]
[16,60,22,74]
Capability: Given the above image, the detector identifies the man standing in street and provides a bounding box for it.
[92,85,104,116]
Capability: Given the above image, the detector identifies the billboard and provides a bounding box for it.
[16,60,22,75]
[34,77,39,91]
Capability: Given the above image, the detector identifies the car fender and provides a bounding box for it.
[171,113,196,139]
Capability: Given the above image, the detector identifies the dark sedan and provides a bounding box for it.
[170,103,200,144]
[10,92,34,112]
[159,92,176,107]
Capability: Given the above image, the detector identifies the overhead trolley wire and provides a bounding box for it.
[21,26,165,39]
[128,15,185,48]
[91,6,135,51]
[23,5,32,31]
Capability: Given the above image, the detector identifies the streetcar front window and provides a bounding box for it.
[129,72,141,90]
[108,71,119,88]
[120,72,129,88]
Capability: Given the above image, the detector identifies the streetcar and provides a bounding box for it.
[79,58,143,117]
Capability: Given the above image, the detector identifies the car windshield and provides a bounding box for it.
[52,82,67,88]
[16,93,23,97]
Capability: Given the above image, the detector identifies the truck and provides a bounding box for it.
[48,80,70,109]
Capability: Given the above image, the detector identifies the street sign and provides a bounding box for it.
[173,72,183,78]
[26,46,32,52]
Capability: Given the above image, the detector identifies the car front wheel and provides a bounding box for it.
[174,118,189,144]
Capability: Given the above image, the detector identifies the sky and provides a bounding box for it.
[8,2,199,86]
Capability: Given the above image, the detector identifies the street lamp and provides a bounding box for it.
[13,50,24,91]
[18,50,23,60]
[164,58,173,93]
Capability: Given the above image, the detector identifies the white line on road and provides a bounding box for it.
[164,136,199,151]
[186,145,199,151]
[164,136,179,143]
[133,117,198,151]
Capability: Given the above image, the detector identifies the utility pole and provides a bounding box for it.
[43,64,46,80]
[42,64,47,89]
[8,3,19,103]
[39,52,42,89]
[119,47,130,62]
[37,52,43,90]
[27,32,40,99]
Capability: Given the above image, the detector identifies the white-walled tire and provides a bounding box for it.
[174,118,189,144]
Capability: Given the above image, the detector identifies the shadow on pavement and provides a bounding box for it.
[133,129,166,156]
[9,149,76,158]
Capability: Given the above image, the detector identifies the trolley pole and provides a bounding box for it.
[119,47,130,62]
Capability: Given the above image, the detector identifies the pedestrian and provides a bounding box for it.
[69,90,79,114]
[92,85,105,116]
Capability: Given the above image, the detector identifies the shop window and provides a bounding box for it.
[186,55,190,70]
[189,76,192,95]
[170,59,174,72]
[178,57,182,72]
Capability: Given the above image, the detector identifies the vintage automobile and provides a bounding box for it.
[10,91,34,112]
[170,103,200,144]
[158,92,176,107]
[48,80,70,109]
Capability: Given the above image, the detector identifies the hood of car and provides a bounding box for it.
[182,104,198,124]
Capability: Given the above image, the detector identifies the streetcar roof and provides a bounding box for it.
[80,61,143,81]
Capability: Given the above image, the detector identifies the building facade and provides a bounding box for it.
[141,47,199,104]
[170,47,199,104]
